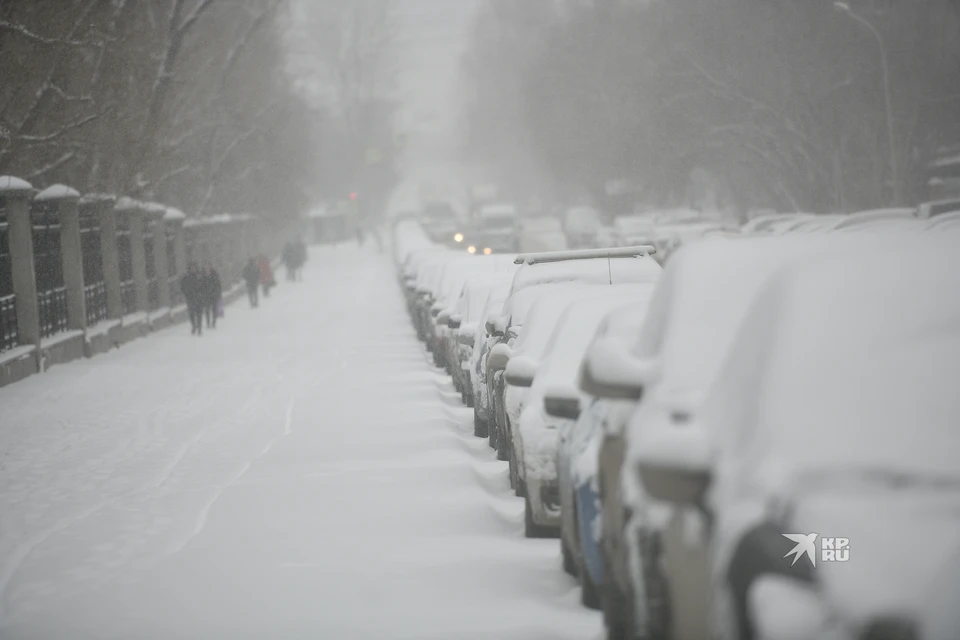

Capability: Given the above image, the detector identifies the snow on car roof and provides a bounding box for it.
[630,233,915,393]
[509,254,661,295]
[702,233,960,482]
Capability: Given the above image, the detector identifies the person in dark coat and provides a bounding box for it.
[200,262,222,329]
[293,238,307,281]
[242,258,260,308]
[283,241,296,282]
[180,263,204,335]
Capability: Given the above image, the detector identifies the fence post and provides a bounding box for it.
[90,194,122,319]
[0,176,40,357]
[117,198,148,313]
[147,205,171,309]
[37,185,85,332]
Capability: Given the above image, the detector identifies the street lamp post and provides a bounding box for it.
[834,2,902,206]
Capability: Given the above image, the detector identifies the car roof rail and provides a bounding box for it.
[513,245,656,265]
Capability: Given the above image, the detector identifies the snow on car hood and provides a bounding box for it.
[788,489,960,630]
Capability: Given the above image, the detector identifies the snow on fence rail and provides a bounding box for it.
[0,174,292,388]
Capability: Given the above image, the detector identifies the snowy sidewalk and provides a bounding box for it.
[0,245,600,640]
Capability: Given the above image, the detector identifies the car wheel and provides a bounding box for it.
[473,411,487,438]
[524,497,553,539]
[561,534,578,577]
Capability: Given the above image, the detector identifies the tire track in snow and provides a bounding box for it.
[152,382,267,489]
[167,395,295,555]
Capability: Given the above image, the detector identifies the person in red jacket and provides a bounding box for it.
[257,254,275,298]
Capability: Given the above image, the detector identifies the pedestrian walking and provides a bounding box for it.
[242,257,260,308]
[200,262,222,329]
[283,241,296,282]
[258,254,275,298]
[180,263,204,335]
[294,237,307,280]
[356,224,365,246]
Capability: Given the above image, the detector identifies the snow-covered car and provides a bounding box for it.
[465,203,520,254]
[411,252,455,343]
[557,302,651,609]
[485,282,597,460]
[494,284,647,495]
[580,233,912,640]
[420,201,463,246]
[469,282,514,437]
[917,197,960,219]
[444,272,516,404]
[630,234,960,640]
[511,288,656,541]
[483,247,662,459]
[418,254,482,361]
[584,230,931,640]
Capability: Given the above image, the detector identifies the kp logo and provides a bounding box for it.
[782,533,850,568]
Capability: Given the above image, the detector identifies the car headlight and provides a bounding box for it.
[483,247,493,255]
[748,576,843,640]
[467,245,477,254]
[454,233,464,242]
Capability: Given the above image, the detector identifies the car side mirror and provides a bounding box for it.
[487,343,513,372]
[543,384,581,420]
[579,338,660,400]
[504,355,536,388]
[634,420,712,505]
[485,312,499,337]
[449,313,462,329]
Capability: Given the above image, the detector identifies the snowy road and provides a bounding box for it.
[0,245,600,640]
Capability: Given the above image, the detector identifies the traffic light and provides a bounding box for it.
[349,192,358,201]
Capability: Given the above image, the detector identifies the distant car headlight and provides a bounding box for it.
[467,245,477,254]
[454,233,464,243]
[483,247,493,255]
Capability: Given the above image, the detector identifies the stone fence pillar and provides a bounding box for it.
[1,176,40,352]
[145,204,170,308]
[36,184,84,331]
[85,194,122,320]
[116,197,148,313]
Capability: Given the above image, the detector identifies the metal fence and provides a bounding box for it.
[0,294,16,352]
[84,282,108,326]
[31,201,69,338]
[116,218,136,315]
[120,280,136,315]
[37,287,69,337]
[79,210,108,325]
[0,200,16,352]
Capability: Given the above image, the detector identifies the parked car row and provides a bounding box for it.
[391,216,960,640]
